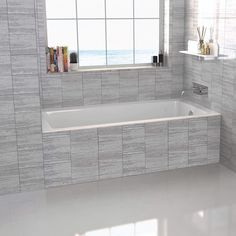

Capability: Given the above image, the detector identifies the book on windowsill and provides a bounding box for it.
[47,46,69,73]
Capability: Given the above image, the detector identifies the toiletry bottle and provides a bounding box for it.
[213,41,219,57]
[159,51,164,66]
[152,56,158,67]
[206,44,210,55]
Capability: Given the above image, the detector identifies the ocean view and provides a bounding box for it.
[76,50,157,66]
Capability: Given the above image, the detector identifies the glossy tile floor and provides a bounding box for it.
[1,164,236,236]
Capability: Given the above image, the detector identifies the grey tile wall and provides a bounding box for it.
[184,0,236,171]
[0,0,189,195]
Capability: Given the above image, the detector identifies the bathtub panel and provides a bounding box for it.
[189,118,208,167]
[208,116,221,164]
[44,162,72,188]
[98,126,123,180]
[123,124,146,176]
[145,122,168,173]
[168,119,189,169]
[71,129,99,183]
[43,132,71,165]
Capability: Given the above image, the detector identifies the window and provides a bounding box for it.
[46,0,161,67]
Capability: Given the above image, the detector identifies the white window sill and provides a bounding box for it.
[48,64,170,75]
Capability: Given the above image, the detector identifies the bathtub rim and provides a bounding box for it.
[42,99,221,133]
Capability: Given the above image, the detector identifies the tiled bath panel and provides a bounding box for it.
[41,116,221,188]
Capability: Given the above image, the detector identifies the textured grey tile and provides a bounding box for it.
[0,152,18,169]
[61,74,83,107]
[102,71,120,104]
[19,166,44,191]
[43,132,71,165]
[71,129,99,183]
[8,13,36,35]
[98,126,122,179]
[10,34,37,55]
[0,166,19,195]
[17,133,42,151]
[44,162,72,188]
[0,76,13,96]
[0,13,10,54]
[83,72,102,105]
[15,112,41,135]
[168,119,189,169]
[0,135,17,154]
[189,118,208,167]
[0,95,15,115]
[123,124,145,176]
[11,55,38,75]
[156,70,172,98]
[138,70,156,101]
[145,122,168,173]
[42,75,62,109]
[13,75,40,94]
[7,0,35,14]
[14,93,40,112]
[0,54,11,76]
[0,114,16,137]
[18,148,43,168]
[119,71,139,102]
[208,116,221,164]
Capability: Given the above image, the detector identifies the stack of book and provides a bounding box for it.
[47,46,68,73]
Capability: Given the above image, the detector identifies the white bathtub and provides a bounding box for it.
[42,100,220,133]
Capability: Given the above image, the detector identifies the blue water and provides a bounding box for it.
[75,50,157,66]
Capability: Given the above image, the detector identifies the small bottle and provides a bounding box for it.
[158,51,164,66]
[213,41,219,57]
[152,56,158,67]
[206,44,210,55]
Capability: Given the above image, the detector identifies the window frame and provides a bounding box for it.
[46,0,164,69]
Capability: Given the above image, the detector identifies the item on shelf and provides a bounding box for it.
[46,46,69,73]
[197,26,207,55]
[209,27,219,57]
[70,52,78,71]
[158,51,164,66]
[152,56,158,67]
[206,44,211,55]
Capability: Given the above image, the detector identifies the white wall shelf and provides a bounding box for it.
[179,51,227,60]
